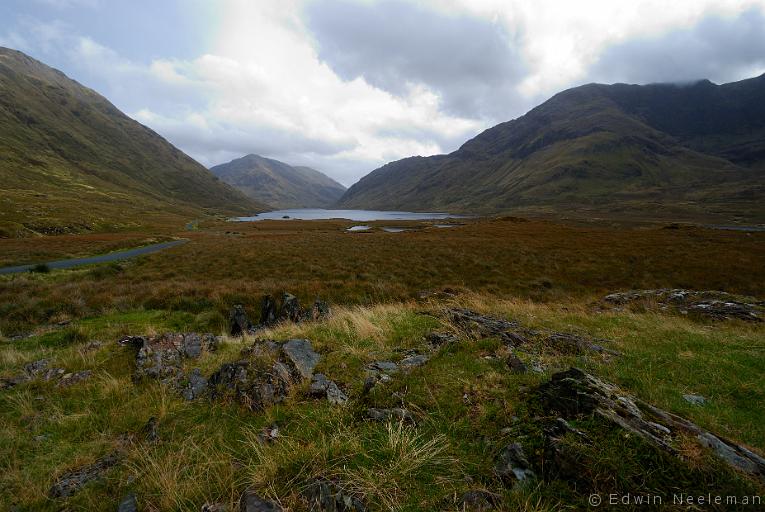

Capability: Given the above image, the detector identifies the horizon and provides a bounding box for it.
[2,0,765,187]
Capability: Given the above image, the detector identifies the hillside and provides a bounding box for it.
[0,47,265,237]
[337,75,765,222]
[210,154,346,209]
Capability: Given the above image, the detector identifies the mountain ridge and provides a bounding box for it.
[337,75,765,222]
[210,154,346,209]
[0,47,265,237]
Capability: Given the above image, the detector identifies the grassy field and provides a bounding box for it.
[1,218,763,511]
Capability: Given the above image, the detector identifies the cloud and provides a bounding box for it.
[589,9,765,84]
[305,0,528,119]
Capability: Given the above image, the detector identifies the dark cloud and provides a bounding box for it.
[590,8,765,85]
[305,0,528,120]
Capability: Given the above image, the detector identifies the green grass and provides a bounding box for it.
[1,298,762,511]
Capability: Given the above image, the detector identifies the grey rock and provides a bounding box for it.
[24,359,50,376]
[367,407,414,424]
[311,299,331,320]
[400,354,429,368]
[240,488,282,511]
[425,332,459,346]
[256,425,280,444]
[366,361,398,374]
[683,394,706,405]
[310,374,348,405]
[304,478,365,511]
[506,355,527,374]
[260,295,278,326]
[603,289,763,322]
[458,490,496,511]
[495,443,535,485]
[278,293,301,323]
[133,333,215,382]
[181,368,208,401]
[282,339,320,379]
[310,373,331,396]
[49,453,120,498]
[446,308,518,339]
[326,381,348,405]
[117,493,137,512]
[57,370,92,388]
[230,305,251,336]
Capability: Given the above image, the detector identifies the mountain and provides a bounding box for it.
[210,154,346,209]
[337,75,765,222]
[0,47,265,237]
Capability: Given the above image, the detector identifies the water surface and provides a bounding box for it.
[235,209,466,222]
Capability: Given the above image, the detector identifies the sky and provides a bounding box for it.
[2,0,765,186]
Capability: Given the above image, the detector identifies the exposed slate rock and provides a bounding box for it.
[181,368,208,401]
[117,493,137,512]
[506,354,528,374]
[310,374,348,405]
[367,407,415,424]
[603,289,764,322]
[304,478,365,512]
[311,299,331,321]
[535,368,765,482]
[683,394,707,406]
[230,305,252,336]
[366,361,398,374]
[446,308,519,341]
[260,295,278,327]
[240,489,282,511]
[132,332,216,382]
[425,332,459,346]
[495,443,536,485]
[278,293,302,323]
[49,453,120,498]
[544,333,620,356]
[457,490,497,511]
[57,370,92,388]
[399,354,429,369]
[283,339,321,379]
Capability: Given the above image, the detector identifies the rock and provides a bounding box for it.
[683,394,706,405]
[133,332,215,382]
[506,354,527,374]
[143,416,159,443]
[536,368,765,483]
[230,305,251,336]
[458,490,496,511]
[310,374,348,405]
[282,339,320,379]
[366,361,398,374]
[367,407,414,424]
[202,503,228,512]
[399,354,429,369]
[278,293,301,323]
[425,332,459,346]
[311,299,331,320]
[117,493,137,512]
[57,370,92,388]
[181,368,208,400]
[256,425,280,444]
[545,332,619,356]
[83,340,104,352]
[602,289,763,322]
[260,295,278,326]
[240,489,282,511]
[495,443,535,485]
[24,359,50,376]
[49,453,120,498]
[446,308,518,339]
[304,478,365,511]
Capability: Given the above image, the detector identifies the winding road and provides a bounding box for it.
[0,239,188,275]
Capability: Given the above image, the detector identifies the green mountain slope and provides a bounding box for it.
[337,75,765,222]
[0,47,265,237]
[210,154,346,209]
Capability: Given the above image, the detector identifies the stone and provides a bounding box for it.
[143,416,159,443]
[366,361,398,374]
[495,443,535,485]
[310,373,331,396]
[57,370,92,388]
[117,493,138,512]
[256,425,280,444]
[278,293,302,323]
[24,359,50,376]
[603,289,763,322]
[311,299,331,320]
[446,308,518,339]
[282,339,320,379]
[181,368,208,401]
[202,503,228,512]
[425,332,459,346]
[304,478,365,512]
[683,394,706,405]
[310,374,348,405]
[132,333,215,382]
[260,295,278,326]
[240,489,282,512]
[49,453,120,498]
[545,333,619,356]
[399,354,429,369]
[367,407,414,424]
[458,490,496,511]
[230,305,251,336]
[506,355,527,374]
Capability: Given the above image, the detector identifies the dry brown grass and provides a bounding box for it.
[1,218,763,333]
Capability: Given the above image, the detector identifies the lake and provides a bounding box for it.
[234,208,467,222]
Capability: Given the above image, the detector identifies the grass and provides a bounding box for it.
[1,217,763,335]
[0,295,762,511]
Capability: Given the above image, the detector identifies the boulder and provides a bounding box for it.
[260,295,278,326]
[230,305,251,336]
[133,332,216,382]
[278,293,301,323]
[117,493,138,512]
[425,332,459,346]
[282,339,320,379]
[49,453,120,498]
[399,354,429,369]
[495,443,535,485]
[310,374,348,405]
[311,299,331,320]
[603,289,763,322]
[240,489,282,512]
[57,370,92,388]
[180,368,208,401]
[304,478,365,512]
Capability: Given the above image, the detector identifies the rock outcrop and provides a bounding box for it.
[603,289,764,322]
[49,453,120,498]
